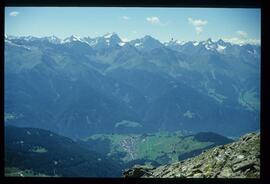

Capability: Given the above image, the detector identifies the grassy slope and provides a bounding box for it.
[5,167,58,177]
[5,126,123,177]
[86,132,213,164]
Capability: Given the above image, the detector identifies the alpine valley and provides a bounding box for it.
[4,33,260,177]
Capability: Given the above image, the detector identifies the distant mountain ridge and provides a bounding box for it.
[5,33,261,47]
[4,33,260,138]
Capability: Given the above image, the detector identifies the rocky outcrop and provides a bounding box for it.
[123,132,260,178]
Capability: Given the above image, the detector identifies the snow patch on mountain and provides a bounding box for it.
[88,39,98,47]
[118,42,126,46]
[134,43,142,47]
[193,42,199,46]
[217,44,226,53]
[5,40,31,50]
[104,33,113,39]
[42,36,62,44]
[178,41,187,45]
[62,35,84,43]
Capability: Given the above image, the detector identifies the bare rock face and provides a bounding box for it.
[123,165,155,178]
[123,132,260,178]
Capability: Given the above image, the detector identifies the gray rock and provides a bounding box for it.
[123,132,260,178]
[232,160,256,172]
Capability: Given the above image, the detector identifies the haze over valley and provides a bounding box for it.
[4,7,260,178]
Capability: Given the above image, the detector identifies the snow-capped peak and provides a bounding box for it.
[178,40,188,45]
[192,41,199,46]
[82,37,98,47]
[104,33,113,39]
[19,36,38,42]
[103,32,119,39]
[207,38,213,44]
[118,37,128,47]
[130,35,165,50]
[217,39,226,46]
[130,35,163,50]
[63,35,82,43]
[203,38,214,45]
[47,35,59,41]
[202,38,219,50]
[84,33,123,48]
[217,44,226,53]
[5,35,20,40]
[43,35,61,44]
[103,33,122,46]
[120,37,128,43]
[164,40,187,46]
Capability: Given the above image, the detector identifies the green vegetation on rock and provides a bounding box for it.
[29,146,48,153]
[86,131,228,165]
[4,112,24,122]
[5,167,57,177]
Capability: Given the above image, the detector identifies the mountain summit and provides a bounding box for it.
[130,35,163,51]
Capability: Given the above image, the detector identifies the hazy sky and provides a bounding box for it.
[5,7,261,44]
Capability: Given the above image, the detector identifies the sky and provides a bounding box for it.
[5,7,261,44]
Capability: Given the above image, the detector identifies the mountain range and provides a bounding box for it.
[4,33,260,138]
